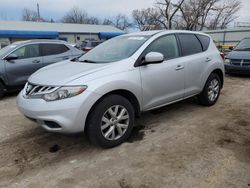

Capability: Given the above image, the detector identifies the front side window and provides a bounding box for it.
[11,44,40,59]
[178,34,203,56]
[41,44,69,56]
[144,35,179,60]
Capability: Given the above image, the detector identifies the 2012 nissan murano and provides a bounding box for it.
[17,30,225,148]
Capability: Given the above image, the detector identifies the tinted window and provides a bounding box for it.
[12,44,40,59]
[144,35,179,59]
[178,34,202,56]
[41,44,69,56]
[196,34,210,51]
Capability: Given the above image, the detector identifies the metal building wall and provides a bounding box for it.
[205,29,250,46]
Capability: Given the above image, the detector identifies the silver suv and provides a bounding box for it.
[17,31,224,148]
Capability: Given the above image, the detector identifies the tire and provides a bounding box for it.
[198,73,221,106]
[86,94,135,148]
[0,82,4,99]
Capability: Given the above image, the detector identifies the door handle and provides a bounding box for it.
[205,57,211,62]
[63,57,69,60]
[175,65,184,70]
[32,60,40,64]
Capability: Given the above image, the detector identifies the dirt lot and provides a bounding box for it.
[0,75,249,188]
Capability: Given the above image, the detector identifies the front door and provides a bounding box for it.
[139,35,185,110]
[5,44,43,86]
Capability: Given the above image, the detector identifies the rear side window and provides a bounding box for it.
[41,44,69,56]
[177,34,203,56]
[196,34,210,51]
[144,35,179,60]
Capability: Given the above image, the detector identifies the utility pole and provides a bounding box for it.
[37,3,40,21]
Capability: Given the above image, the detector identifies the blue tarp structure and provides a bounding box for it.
[98,32,125,40]
[0,30,59,38]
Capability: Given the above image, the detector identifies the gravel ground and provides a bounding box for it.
[0,75,249,188]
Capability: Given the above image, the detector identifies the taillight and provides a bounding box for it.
[220,52,225,60]
[83,47,91,53]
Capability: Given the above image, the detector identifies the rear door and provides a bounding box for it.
[40,43,72,67]
[139,34,185,110]
[176,33,209,97]
[4,43,43,86]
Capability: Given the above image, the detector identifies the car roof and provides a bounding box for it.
[123,30,210,37]
[12,39,69,46]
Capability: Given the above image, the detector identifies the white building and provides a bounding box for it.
[0,20,124,46]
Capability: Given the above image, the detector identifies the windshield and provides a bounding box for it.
[0,44,17,57]
[78,35,150,63]
[234,38,250,51]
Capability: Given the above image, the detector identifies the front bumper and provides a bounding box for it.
[16,89,101,133]
[225,64,250,74]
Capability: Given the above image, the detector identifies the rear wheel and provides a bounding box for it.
[86,95,135,148]
[198,73,221,106]
[0,82,4,99]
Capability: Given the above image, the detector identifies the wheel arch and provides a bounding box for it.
[211,69,224,88]
[85,89,141,132]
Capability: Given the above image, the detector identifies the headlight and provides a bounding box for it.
[43,86,87,101]
[224,58,231,64]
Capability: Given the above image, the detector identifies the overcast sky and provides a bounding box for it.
[0,0,250,22]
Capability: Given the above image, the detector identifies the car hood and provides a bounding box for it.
[28,60,110,86]
[227,50,250,59]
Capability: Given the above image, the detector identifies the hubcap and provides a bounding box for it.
[208,78,220,102]
[101,105,130,141]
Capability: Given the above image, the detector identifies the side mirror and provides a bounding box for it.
[142,52,164,65]
[229,46,234,51]
[5,54,18,61]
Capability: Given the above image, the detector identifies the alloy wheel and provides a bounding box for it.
[101,105,130,141]
[208,78,220,102]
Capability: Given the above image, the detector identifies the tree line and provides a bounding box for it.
[22,0,241,31]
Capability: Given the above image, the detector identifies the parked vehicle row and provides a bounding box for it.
[0,40,83,97]
[16,30,225,148]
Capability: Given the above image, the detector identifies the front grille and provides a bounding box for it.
[231,59,250,67]
[24,83,57,97]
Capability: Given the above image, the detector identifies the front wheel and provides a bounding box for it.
[198,73,221,106]
[86,95,135,148]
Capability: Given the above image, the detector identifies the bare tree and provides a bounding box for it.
[179,0,240,30]
[208,0,241,29]
[132,8,164,30]
[103,14,132,31]
[62,7,100,24]
[22,8,39,21]
[155,0,185,29]
[62,7,88,24]
[86,16,100,25]
[179,0,219,30]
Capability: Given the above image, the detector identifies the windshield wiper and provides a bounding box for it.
[78,59,97,63]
